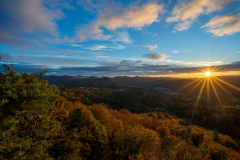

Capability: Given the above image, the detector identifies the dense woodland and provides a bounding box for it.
[1,65,240,159]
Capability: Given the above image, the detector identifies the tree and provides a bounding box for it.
[0,65,63,159]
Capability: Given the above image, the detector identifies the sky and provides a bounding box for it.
[0,0,240,77]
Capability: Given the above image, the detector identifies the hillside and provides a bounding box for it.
[43,75,240,100]
[42,76,129,89]
[83,77,127,89]
[1,66,240,159]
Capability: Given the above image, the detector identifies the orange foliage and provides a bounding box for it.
[156,125,171,138]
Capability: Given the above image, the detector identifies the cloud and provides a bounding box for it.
[84,44,126,50]
[110,31,132,44]
[166,0,233,31]
[141,44,158,51]
[0,0,72,46]
[97,3,164,30]
[237,51,240,54]
[2,52,240,76]
[165,59,226,66]
[71,44,83,47]
[0,52,99,67]
[76,25,104,41]
[0,53,14,60]
[119,60,142,66]
[45,0,74,10]
[202,13,240,36]
[143,53,166,61]
[85,44,108,50]
[95,30,132,44]
[0,52,26,64]
[4,61,239,76]
[76,0,116,13]
[77,3,164,41]
[76,28,132,44]
[71,43,126,50]
[173,50,180,53]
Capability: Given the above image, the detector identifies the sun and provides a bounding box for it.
[205,72,211,76]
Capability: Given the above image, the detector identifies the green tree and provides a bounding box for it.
[0,65,62,159]
[67,104,108,160]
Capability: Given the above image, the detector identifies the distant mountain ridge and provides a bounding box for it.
[42,76,127,89]
[42,75,240,98]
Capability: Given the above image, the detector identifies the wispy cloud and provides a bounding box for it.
[77,3,165,41]
[76,0,117,13]
[165,59,226,66]
[71,44,83,47]
[71,43,126,50]
[143,53,166,61]
[173,50,180,53]
[97,31,132,44]
[141,44,158,51]
[0,52,98,67]
[0,53,15,60]
[237,51,240,54]
[202,13,240,36]
[166,0,233,32]
[110,31,132,44]
[84,44,126,50]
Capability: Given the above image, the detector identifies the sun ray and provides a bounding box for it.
[208,66,212,72]
[209,65,213,70]
[210,65,221,72]
[187,78,205,96]
[192,78,207,120]
[197,66,206,73]
[175,78,201,93]
[210,78,222,105]
[182,63,240,132]
[213,66,223,73]
[212,77,233,98]
[203,66,208,72]
[209,65,213,71]
[214,77,240,92]
[207,78,210,106]
[199,65,223,76]
[197,68,205,73]
[210,78,237,133]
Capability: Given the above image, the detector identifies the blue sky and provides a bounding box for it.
[0,0,240,77]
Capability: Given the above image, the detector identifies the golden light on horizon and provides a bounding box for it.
[205,72,211,76]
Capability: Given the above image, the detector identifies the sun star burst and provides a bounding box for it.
[177,65,240,121]
[206,72,211,76]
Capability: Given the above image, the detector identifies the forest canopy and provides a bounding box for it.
[0,65,240,160]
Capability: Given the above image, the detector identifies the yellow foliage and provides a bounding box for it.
[156,125,171,138]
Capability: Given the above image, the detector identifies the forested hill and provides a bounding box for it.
[43,75,240,100]
[42,75,128,89]
[1,65,240,159]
